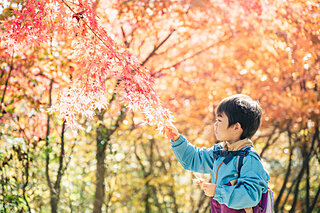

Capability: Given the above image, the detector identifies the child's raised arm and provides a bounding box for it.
[164,122,216,174]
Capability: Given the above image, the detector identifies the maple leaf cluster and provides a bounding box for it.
[1,0,174,130]
[1,0,49,52]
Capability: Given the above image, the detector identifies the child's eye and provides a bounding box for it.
[216,119,221,122]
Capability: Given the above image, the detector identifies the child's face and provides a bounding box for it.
[214,112,240,142]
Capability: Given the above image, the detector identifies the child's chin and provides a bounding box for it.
[216,136,226,142]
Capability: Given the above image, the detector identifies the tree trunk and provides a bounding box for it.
[289,143,308,213]
[169,180,179,213]
[305,157,310,211]
[288,165,305,213]
[45,78,67,213]
[309,183,320,212]
[280,174,298,212]
[22,151,31,213]
[275,130,293,212]
[48,121,66,213]
[50,196,58,213]
[155,143,178,213]
[306,122,319,213]
[93,124,108,213]
[92,84,126,213]
[144,183,151,213]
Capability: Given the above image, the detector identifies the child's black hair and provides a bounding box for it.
[216,94,262,139]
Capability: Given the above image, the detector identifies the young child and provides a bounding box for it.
[165,94,270,213]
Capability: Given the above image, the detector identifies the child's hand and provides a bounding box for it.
[164,122,180,141]
[203,183,217,197]
[193,177,205,186]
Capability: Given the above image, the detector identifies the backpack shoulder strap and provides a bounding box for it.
[236,146,261,176]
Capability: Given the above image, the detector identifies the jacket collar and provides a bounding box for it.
[223,138,253,151]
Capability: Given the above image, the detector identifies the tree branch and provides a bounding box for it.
[22,151,31,213]
[259,125,279,158]
[141,29,176,66]
[306,121,319,212]
[153,31,237,76]
[289,141,309,213]
[45,79,54,191]
[309,183,320,212]
[0,50,14,113]
[54,120,66,196]
[288,163,305,213]
[151,186,164,213]
[280,174,298,212]
[133,135,146,175]
[275,129,293,211]
[121,26,130,48]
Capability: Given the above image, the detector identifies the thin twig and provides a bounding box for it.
[141,29,176,66]
[1,50,14,112]
[153,31,238,76]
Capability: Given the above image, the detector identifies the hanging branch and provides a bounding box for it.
[2,0,175,131]
[53,0,174,130]
[61,0,130,66]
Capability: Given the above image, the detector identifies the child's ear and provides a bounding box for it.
[234,122,242,130]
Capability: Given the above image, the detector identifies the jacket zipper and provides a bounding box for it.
[215,161,224,184]
[215,161,224,212]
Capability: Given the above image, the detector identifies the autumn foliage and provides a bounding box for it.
[1,0,173,130]
[1,0,320,212]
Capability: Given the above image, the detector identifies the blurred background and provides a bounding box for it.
[0,0,319,212]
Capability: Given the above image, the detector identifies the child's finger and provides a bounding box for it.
[193,177,205,184]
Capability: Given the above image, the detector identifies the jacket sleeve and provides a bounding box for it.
[170,134,217,174]
[213,153,270,209]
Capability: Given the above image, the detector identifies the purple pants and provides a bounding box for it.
[210,199,262,213]
[210,182,268,213]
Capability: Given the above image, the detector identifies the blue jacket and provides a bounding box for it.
[170,135,270,209]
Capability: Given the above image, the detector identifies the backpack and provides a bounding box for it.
[212,145,275,213]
